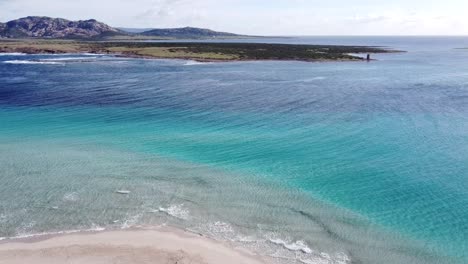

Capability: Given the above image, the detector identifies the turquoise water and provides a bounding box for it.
[1,37,468,264]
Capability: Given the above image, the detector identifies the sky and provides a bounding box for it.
[0,0,467,35]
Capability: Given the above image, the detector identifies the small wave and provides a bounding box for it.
[236,235,259,243]
[3,60,64,65]
[298,252,351,264]
[206,221,236,240]
[298,258,319,264]
[269,238,313,254]
[157,204,190,220]
[189,221,261,245]
[79,53,104,56]
[121,214,142,229]
[0,52,26,56]
[298,258,324,264]
[183,60,213,66]
[44,53,103,56]
[39,57,98,62]
[304,76,326,81]
[4,226,106,241]
[63,192,79,202]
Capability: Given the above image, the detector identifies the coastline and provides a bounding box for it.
[0,39,400,62]
[0,227,268,264]
[0,51,378,64]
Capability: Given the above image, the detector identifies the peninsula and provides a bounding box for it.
[0,39,398,62]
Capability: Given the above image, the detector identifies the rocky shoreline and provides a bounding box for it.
[0,39,402,62]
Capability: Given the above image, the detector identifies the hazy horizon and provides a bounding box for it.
[0,0,467,36]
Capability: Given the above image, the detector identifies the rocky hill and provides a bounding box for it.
[0,17,249,40]
[140,27,244,39]
[0,16,123,39]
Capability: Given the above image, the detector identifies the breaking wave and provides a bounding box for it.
[157,204,190,220]
[39,57,98,61]
[3,60,64,65]
[0,226,106,242]
[269,238,313,254]
[0,53,26,56]
[183,60,213,66]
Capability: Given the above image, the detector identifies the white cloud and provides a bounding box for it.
[0,0,467,35]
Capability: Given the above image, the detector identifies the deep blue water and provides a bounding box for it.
[1,37,468,264]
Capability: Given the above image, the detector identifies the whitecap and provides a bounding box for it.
[157,204,190,220]
[39,57,98,61]
[121,214,142,229]
[3,60,64,65]
[0,52,26,56]
[44,52,102,56]
[183,60,213,66]
[269,238,313,254]
[78,53,101,56]
[9,226,106,241]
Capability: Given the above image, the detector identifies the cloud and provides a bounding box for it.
[138,0,186,18]
[134,0,212,27]
[0,0,467,35]
[348,15,390,24]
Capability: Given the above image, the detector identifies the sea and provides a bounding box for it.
[0,36,468,264]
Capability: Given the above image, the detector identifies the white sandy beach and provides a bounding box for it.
[0,228,267,264]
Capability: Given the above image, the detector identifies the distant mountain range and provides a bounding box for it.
[139,27,242,38]
[0,16,247,39]
[0,16,121,39]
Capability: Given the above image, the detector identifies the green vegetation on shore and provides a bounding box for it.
[0,39,400,62]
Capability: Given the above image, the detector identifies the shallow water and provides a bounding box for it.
[1,37,468,264]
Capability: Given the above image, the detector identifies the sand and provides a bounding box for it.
[0,228,267,264]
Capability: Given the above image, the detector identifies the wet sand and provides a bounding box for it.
[0,228,267,264]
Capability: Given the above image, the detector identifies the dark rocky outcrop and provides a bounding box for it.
[0,16,123,39]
